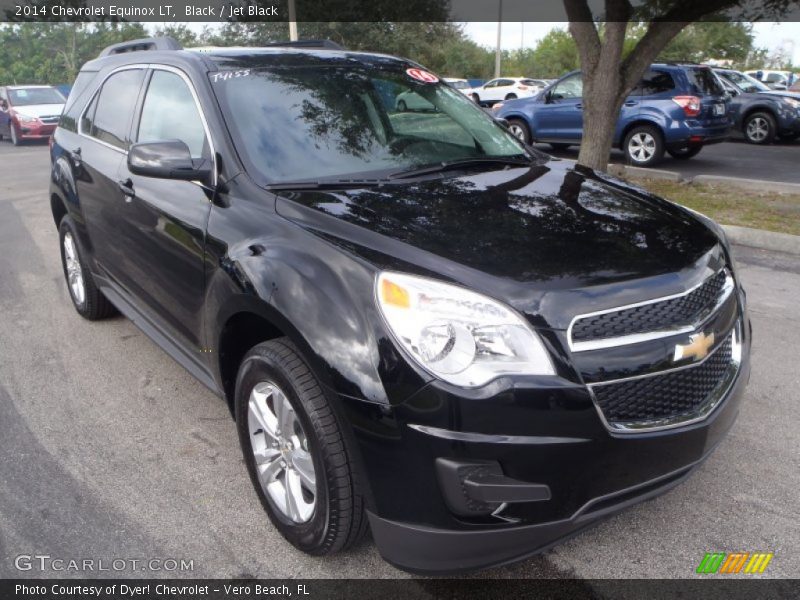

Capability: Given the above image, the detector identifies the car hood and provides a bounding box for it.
[275,160,721,327]
[12,103,64,118]
[757,90,800,100]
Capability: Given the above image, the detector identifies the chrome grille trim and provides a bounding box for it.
[587,323,742,434]
[567,269,734,352]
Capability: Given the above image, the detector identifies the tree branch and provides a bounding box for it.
[620,20,687,90]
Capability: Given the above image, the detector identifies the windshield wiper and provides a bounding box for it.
[389,156,534,180]
[266,178,390,191]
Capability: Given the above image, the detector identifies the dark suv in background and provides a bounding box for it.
[714,67,800,144]
[497,63,731,167]
[50,38,750,573]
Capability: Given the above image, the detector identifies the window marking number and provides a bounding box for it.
[211,69,251,83]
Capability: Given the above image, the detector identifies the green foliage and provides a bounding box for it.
[0,22,148,85]
[527,29,580,78]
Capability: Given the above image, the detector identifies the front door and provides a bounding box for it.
[533,73,584,141]
[114,67,214,351]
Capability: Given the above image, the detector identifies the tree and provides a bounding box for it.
[564,0,797,170]
[529,29,580,78]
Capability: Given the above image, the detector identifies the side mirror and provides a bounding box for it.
[128,140,211,182]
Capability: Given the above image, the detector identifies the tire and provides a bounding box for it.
[58,216,117,320]
[624,125,665,167]
[743,111,776,144]
[506,118,531,144]
[667,145,703,159]
[504,93,517,100]
[397,100,407,112]
[10,124,21,146]
[549,143,571,151]
[471,93,480,104]
[236,338,368,555]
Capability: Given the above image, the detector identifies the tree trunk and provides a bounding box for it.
[575,61,628,170]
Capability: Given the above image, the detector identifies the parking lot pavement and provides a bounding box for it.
[540,137,800,184]
[1,142,798,580]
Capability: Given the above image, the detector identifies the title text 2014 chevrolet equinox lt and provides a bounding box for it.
[50,38,751,574]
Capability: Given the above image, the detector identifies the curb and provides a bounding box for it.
[607,164,682,181]
[721,225,800,256]
[691,175,800,195]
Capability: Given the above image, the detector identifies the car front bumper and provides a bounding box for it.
[17,121,56,140]
[354,315,751,574]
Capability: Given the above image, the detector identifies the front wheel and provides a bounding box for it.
[397,100,407,112]
[667,145,703,160]
[236,338,368,555]
[506,118,531,144]
[743,112,776,144]
[504,93,517,100]
[471,93,480,104]
[624,125,664,167]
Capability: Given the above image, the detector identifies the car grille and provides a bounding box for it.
[571,270,728,345]
[590,331,738,430]
[39,116,60,125]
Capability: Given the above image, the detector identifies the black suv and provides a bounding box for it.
[50,38,750,573]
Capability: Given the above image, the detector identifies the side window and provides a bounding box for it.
[497,79,514,87]
[88,69,144,150]
[80,94,97,134]
[552,74,583,100]
[137,70,208,159]
[484,80,498,88]
[640,70,676,95]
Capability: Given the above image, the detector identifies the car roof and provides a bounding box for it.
[7,84,56,89]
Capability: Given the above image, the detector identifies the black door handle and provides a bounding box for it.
[118,178,135,199]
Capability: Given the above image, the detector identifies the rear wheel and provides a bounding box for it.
[504,93,517,100]
[471,93,480,104]
[58,216,117,320]
[236,338,368,555]
[667,145,703,159]
[624,125,664,167]
[506,118,531,144]
[743,111,776,144]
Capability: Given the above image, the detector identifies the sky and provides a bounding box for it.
[461,22,800,64]
[172,21,800,65]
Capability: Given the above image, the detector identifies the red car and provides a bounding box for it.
[0,85,65,146]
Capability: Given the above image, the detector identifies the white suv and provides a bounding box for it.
[465,77,546,105]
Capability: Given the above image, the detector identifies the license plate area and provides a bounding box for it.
[713,103,726,116]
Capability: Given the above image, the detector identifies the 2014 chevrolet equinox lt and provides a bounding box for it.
[50,38,750,574]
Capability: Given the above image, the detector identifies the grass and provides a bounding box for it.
[632,178,800,237]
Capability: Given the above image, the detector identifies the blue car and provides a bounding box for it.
[497,63,731,167]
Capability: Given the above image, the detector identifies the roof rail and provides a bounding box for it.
[263,39,345,51]
[98,37,182,58]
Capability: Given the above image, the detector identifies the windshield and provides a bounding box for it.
[210,64,529,184]
[721,70,770,93]
[9,87,65,106]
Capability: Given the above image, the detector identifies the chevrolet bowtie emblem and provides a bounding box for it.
[674,332,715,362]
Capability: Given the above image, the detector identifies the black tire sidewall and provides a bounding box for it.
[235,349,331,553]
[624,125,664,167]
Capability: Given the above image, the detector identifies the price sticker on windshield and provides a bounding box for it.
[406,68,439,84]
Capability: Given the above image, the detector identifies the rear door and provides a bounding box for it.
[114,67,214,351]
[75,68,146,277]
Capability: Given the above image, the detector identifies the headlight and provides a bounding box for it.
[15,114,38,123]
[784,97,800,110]
[376,272,554,387]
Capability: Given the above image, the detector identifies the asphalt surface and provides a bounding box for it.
[1,142,798,581]
[538,136,800,184]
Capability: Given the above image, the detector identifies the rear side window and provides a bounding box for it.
[640,70,676,95]
[87,69,144,150]
[137,70,208,159]
[686,68,724,96]
[60,71,99,132]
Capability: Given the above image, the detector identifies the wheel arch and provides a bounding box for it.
[619,119,664,149]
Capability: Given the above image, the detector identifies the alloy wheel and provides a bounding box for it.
[746,117,769,142]
[508,123,526,142]
[63,232,86,306]
[247,380,316,523]
[628,132,656,162]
